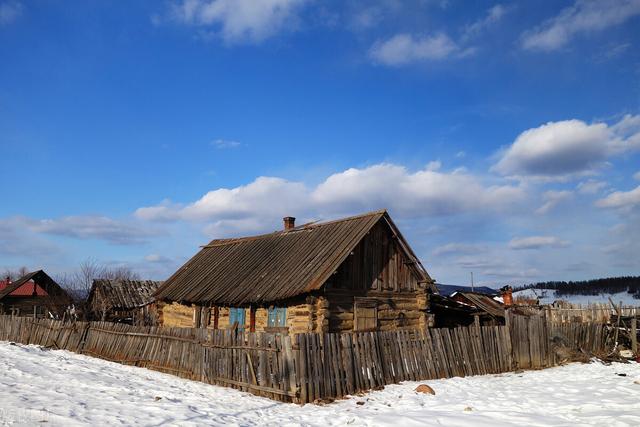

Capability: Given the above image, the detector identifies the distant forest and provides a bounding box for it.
[515,276,640,299]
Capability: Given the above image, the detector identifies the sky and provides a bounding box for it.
[1,0,639,287]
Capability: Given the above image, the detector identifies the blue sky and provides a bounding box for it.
[1,0,639,287]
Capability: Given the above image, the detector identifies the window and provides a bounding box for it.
[354,299,378,331]
[267,307,287,328]
[228,308,246,331]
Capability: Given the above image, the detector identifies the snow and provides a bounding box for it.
[0,342,639,427]
[513,289,640,306]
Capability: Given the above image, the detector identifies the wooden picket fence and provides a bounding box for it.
[0,313,613,404]
[545,304,639,324]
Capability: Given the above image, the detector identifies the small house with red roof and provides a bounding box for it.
[0,270,73,318]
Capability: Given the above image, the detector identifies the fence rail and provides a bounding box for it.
[0,312,614,404]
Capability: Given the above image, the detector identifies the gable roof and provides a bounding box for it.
[0,279,48,296]
[88,280,162,311]
[0,270,71,302]
[154,210,433,305]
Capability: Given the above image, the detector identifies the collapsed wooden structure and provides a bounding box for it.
[87,279,162,325]
[0,270,72,318]
[154,210,437,334]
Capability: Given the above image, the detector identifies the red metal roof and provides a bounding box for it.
[0,280,49,296]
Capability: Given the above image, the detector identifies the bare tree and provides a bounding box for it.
[3,266,30,281]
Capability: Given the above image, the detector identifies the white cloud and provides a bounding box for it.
[211,138,241,149]
[144,254,173,263]
[0,218,59,257]
[369,33,465,66]
[509,236,570,250]
[595,185,640,209]
[577,179,607,194]
[0,1,22,25]
[432,242,486,257]
[137,176,309,223]
[7,215,161,245]
[167,0,306,44]
[461,4,507,42]
[492,115,640,179]
[535,190,573,214]
[311,163,526,217]
[349,6,383,31]
[455,151,466,158]
[136,162,527,236]
[521,0,640,51]
[634,171,640,181]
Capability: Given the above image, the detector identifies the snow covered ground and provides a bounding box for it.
[513,289,640,306]
[1,342,639,427]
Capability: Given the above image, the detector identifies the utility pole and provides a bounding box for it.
[470,272,475,292]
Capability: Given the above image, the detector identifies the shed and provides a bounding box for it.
[0,270,73,319]
[87,279,162,325]
[154,210,437,334]
[450,291,506,325]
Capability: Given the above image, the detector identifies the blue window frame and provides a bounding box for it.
[228,308,245,331]
[267,307,287,328]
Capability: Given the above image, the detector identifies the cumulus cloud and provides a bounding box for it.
[167,0,306,44]
[595,185,640,210]
[536,190,573,214]
[136,162,527,236]
[312,163,525,217]
[0,1,22,25]
[509,236,570,250]
[369,33,463,66]
[577,179,608,194]
[137,176,309,223]
[521,0,640,51]
[492,115,640,179]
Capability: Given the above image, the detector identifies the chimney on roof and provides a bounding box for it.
[500,285,513,306]
[283,216,296,231]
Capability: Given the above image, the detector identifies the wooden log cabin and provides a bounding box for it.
[87,279,162,325]
[0,270,73,319]
[153,210,437,334]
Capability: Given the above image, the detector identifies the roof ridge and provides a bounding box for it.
[202,209,387,248]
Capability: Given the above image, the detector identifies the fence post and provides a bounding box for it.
[504,308,514,370]
[632,315,637,355]
[283,335,297,401]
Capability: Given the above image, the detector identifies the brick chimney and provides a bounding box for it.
[500,285,513,306]
[283,216,296,231]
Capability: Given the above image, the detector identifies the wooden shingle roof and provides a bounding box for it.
[154,210,432,305]
[89,280,162,310]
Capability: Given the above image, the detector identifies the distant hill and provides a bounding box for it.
[436,284,497,296]
[515,276,640,299]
